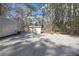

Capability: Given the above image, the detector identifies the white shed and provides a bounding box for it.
[29,26,41,34]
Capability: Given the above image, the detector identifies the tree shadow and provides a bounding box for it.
[52,45,79,56]
[0,35,79,56]
[0,39,47,56]
[0,32,34,44]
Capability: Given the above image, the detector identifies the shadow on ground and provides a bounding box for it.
[0,32,79,56]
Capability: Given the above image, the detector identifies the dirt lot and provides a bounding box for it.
[0,32,79,56]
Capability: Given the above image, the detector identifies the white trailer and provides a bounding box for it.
[0,17,23,37]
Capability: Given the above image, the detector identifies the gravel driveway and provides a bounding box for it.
[0,32,79,56]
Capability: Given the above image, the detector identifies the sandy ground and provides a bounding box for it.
[0,32,79,56]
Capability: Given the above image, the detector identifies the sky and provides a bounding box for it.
[31,3,46,16]
[6,3,46,18]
